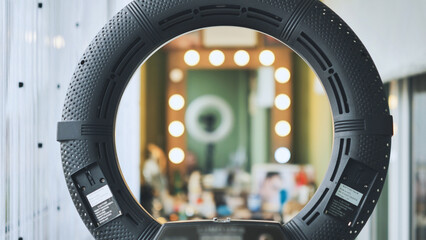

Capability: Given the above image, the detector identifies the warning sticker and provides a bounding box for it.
[326,183,365,224]
[335,184,363,206]
[327,197,356,219]
[86,185,121,226]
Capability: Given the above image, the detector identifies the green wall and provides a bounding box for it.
[186,70,250,171]
[145,50,167,150]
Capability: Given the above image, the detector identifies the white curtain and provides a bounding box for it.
[0,0,140,239]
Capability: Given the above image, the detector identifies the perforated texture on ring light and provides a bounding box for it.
[61,8,141,239]
[94,221,136,240]
[136,0,191,17]
[58,0,393,239]
[61,140,90,173]
[258,0,299,12]
[303,1,389,116]
[62,9,138,121]
[62,141,139,239]
[357,135,390,170]
[61,140,95,232]
[313,219,346,240]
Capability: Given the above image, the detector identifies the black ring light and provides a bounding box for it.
[57,0,393,239]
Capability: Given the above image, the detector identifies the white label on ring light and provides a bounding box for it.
[335,184,364,206]
[87,185,113,206]
[87,185,121,226]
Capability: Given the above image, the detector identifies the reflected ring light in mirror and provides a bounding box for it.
[57,0,393,239]
[185,95,234,143]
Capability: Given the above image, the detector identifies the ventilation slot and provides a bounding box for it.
[96,143,102,159]
[335,119,365,133]
[327,72,350,114]
[159,9,193,30]
[328,76,343,114]
[297,32,331,71]
[301,32,332,67]
[112,38,144,76]
[306,212,320,225]
[98,81,116,118]
[345,138,351,155]
[302,188,329,221]
[199,5,241,17]
[247,8,282,27]
[98,142,115,184]
[330,139,344,182]
[333,73,349,113]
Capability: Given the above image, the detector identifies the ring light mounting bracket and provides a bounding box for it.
[57,0,393,239]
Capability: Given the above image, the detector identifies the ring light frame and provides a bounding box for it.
[57,0,393,239]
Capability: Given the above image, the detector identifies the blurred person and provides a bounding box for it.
[260,172,284,212]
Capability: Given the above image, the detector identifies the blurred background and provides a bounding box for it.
[1,0,425,240]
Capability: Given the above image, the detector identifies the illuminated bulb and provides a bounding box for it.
[169,94,185,111]
[234,50,250,66]
[275,67,291,83]
[168,121,185,137]
[275,147,291,163]
[275,121,291,137]
[275,94,291,110]
[209,50,225,66]
[169,148,185,164]
[184,50,200,66]
[259,50,275,66]
[170,68,184,83]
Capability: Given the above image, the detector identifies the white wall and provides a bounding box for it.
[324,0,426,82]
[0,0,139,239]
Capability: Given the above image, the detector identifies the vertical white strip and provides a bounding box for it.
[256,67,275,108]
[10,1,20,238]
[0,1,8,239]
[388,79,411,240]
[115,68,142,201]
